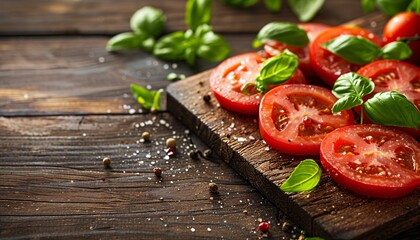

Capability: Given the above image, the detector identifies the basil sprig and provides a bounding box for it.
[186,0,212,31]
[322,35,412,64]
[253,22,309,48]
[332,72,420,129]
[255,50,299,93]
[365,92,420,129]
[280,159,321,193]
[361,0,414,16]
[130,84,162,111]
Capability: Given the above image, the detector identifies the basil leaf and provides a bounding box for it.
[185,47,197,66]
[153,31,188,61]
[253,22,309,48]
[106,32,146,52]
[332,94,364,113]
[142,37,155,52]
[196,25,231,62]
[186,0,212,31]
[376,0,412,16]
[322,35,381,65]
[380,41,413,60]
[280,159,321,192]
[364,91,420,129]
[256,50,298,93]
[130,84,161,110]
[264,0,282,12]
[361,0,376,13]
[332,72,374,99]
[130,6,165,37]
[407,0,420,13]
[221,0,259,8]
[287,0,325,22]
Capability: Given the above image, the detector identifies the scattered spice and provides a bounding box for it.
[203,94,211,103]
[243,209,248,214]
[154,167,162,178]
[208,182,218,193]
[281,221,291,232]
[141,131,151,141]
[102,157,111,168]
[166,138,177,148]
[258,221,270,233]
[165,147,176,157]
[203,149,212,158]
[189,149,200,160]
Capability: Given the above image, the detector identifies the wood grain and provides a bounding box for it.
[0,0,368,35]
[0,114,299,239]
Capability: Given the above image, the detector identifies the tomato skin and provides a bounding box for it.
[320,124,420,198]
[356,60,420,138]
[309,26,382,87]
[263,23,330,77]
[210,52,306,115]
[383,12,420,66]
[259,84,354,155]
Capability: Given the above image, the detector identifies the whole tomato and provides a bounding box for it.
[383,12,420,66]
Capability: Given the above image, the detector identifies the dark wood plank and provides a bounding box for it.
[0,35,257,116]
[0,114,303,239]
[166,69,420,240]
[0,0,368,35]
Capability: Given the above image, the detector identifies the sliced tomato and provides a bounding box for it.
[263,23,330,77]
[259,84,354,155]
[309,26,382,87]
[209,52,306,115]
[357,60,420,137]
[320,124,420,198]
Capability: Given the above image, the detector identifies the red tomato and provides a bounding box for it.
[383,12,420,66]
[356,60,420,137]
[259,84,354,155]
[320,124,420,198]
[209,52,306,115]
[309,26,382,87]
[263,23,330,77]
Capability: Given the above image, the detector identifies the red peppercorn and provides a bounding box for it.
[165,147,176,157]
[258,221,269,233]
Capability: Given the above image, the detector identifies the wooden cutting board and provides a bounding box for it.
[166,13,420,239]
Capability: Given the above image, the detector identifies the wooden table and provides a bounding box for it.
[0,1,418,239]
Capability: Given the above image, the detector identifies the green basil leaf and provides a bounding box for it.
[407,0,420,13]
[196,25,231,62]
[185,47,197,66]
[380,41,413,60]
[322,35,381,65]
[332,72,374,99]
[280,159,321,192]
[153,31,188,61]
[130,84,161,110]
[253,22,309,48]
[221,0,259,8]
[256,50,298,93]
[364,91,420,129]
[141,37,156,52]
[106,32,146,52]
[264,0,282,12]
[361,0,376,13]
[376,0,412,16]
[287,0,325,22]
[186,0,212,31]
[332,94,364,113]
[130,6,166,37]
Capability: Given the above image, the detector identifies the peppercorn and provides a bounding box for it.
[102,157,111,168]
[258,221,269,233]
[141,131,151,142]
[208,182,218,193]
[154,167,162,178]
[166,138,176,148]
[203,94,211,103]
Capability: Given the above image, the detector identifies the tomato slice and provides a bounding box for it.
[259,84,354,155]
[357,60,420,137]
[209,52,306,115]
[309,26,382,87]
[320,124,420,198]
[263,23,330,77]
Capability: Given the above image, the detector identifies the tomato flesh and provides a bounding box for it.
[320,124,420,198]
[263,23,330,77]
[210,52,306,115]
[259,84,354,155]
[309,26,382,87]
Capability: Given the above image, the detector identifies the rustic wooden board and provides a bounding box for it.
[0,114,296,239]
[166,15,420,240]
[0,0,367,35]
